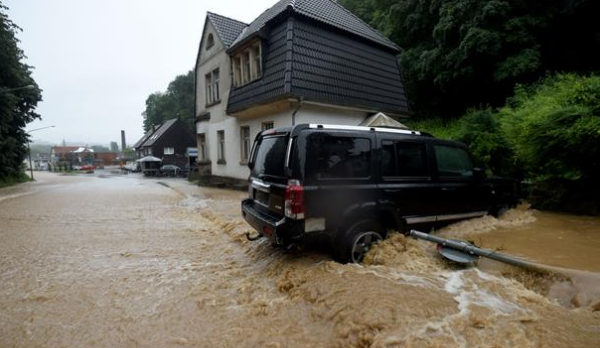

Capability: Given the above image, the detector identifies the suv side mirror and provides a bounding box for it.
[473,167,486,181]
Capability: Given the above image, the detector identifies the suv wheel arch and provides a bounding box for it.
[333,219,384,263]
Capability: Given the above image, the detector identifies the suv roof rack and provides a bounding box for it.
[308,124,427,137]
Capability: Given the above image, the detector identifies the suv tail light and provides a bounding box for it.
[284,179,304,219]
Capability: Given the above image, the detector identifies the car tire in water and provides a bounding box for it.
[334,220,383,264]
[491,204,509,218]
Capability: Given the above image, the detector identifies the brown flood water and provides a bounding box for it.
[0,172,599,347]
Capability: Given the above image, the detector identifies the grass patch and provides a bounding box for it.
[0,172,31,189]
[404,117,461,139]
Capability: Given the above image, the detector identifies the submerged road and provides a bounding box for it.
[1,172,599,347]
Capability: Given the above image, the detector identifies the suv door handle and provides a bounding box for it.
[384,189,402,193]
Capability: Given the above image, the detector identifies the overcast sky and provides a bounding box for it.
[6,0,275,146]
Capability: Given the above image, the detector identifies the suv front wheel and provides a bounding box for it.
[334,220,383,263]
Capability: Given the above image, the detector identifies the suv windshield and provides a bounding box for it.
[250,135,288,179]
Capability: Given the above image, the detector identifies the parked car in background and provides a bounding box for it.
[241,124,520,263]
[159,164,180,177]
[80,164,94,172]
[120,162,140,173]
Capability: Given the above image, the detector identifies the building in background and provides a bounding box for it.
[132,118,196,167]
[50,146,79,167]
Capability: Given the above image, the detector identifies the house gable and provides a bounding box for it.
[207,12,247,48]
[195,14,247,120]
[139,119,195,159]
[196,20,227,68]
[195,13,247,71]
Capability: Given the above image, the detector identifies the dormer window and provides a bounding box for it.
[232,42,262,87]
[206,34,214,49]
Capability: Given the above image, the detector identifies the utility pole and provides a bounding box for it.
[26,125,56,181]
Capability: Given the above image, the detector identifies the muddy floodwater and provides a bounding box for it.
[1,172,599,347]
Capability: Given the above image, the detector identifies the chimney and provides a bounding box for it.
[121,130,126,152]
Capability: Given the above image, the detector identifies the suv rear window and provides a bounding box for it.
[308,136,371,179]
[250,135,288,179]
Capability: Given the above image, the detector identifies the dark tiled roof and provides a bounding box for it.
[133,129,155,149]
[206,12,248,48]
[140,118,179,147]
[227,17,409,116]
[230,0,398,51]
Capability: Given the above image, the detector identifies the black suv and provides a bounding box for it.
[241,124,518,263]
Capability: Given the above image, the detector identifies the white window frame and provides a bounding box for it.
[205,68,220,105]
[164,147,174,155]
[233,56,242,87]
[262,121,274,131]
[198,133,207,161]
[253,44,262,79]
[240,126,250,163]
[217,130,225,163]
[242,51,251,85]
[232,42,262,87]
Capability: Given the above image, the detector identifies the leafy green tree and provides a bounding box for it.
[0,1,42,183]
[142,70,194,132]
[123,147,135,159]
[454,108,515,177]
[340,0,600,117]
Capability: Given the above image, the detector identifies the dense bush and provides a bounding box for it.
[500,74,600,181]
[404,117,460,140]
[407,111,515,177]
[407,74,600,213]
[0,171,29,188]
[454,109,515,177]
[409,74,600,182]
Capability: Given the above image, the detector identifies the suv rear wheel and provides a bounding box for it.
[334,220,383,263]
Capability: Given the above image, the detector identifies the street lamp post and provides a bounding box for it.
[0,85,36,94]
[26,125,55,181]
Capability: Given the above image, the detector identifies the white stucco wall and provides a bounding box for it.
[195,21,231,125]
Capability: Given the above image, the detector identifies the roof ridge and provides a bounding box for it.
[313,0,398,49]
[206,11,248,26]
[228,0,399,52]
[229,0,295,48]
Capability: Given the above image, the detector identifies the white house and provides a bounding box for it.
[194,0,410,182]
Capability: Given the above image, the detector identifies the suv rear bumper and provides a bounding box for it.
[241,199,302,245]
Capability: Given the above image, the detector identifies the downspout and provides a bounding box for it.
[291,97,303,126]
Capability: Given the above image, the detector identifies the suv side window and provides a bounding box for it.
[434,145,473,178]
[312,136,371,179]
[381,140,428,178]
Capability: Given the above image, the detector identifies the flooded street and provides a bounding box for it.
[1,172,599,347]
